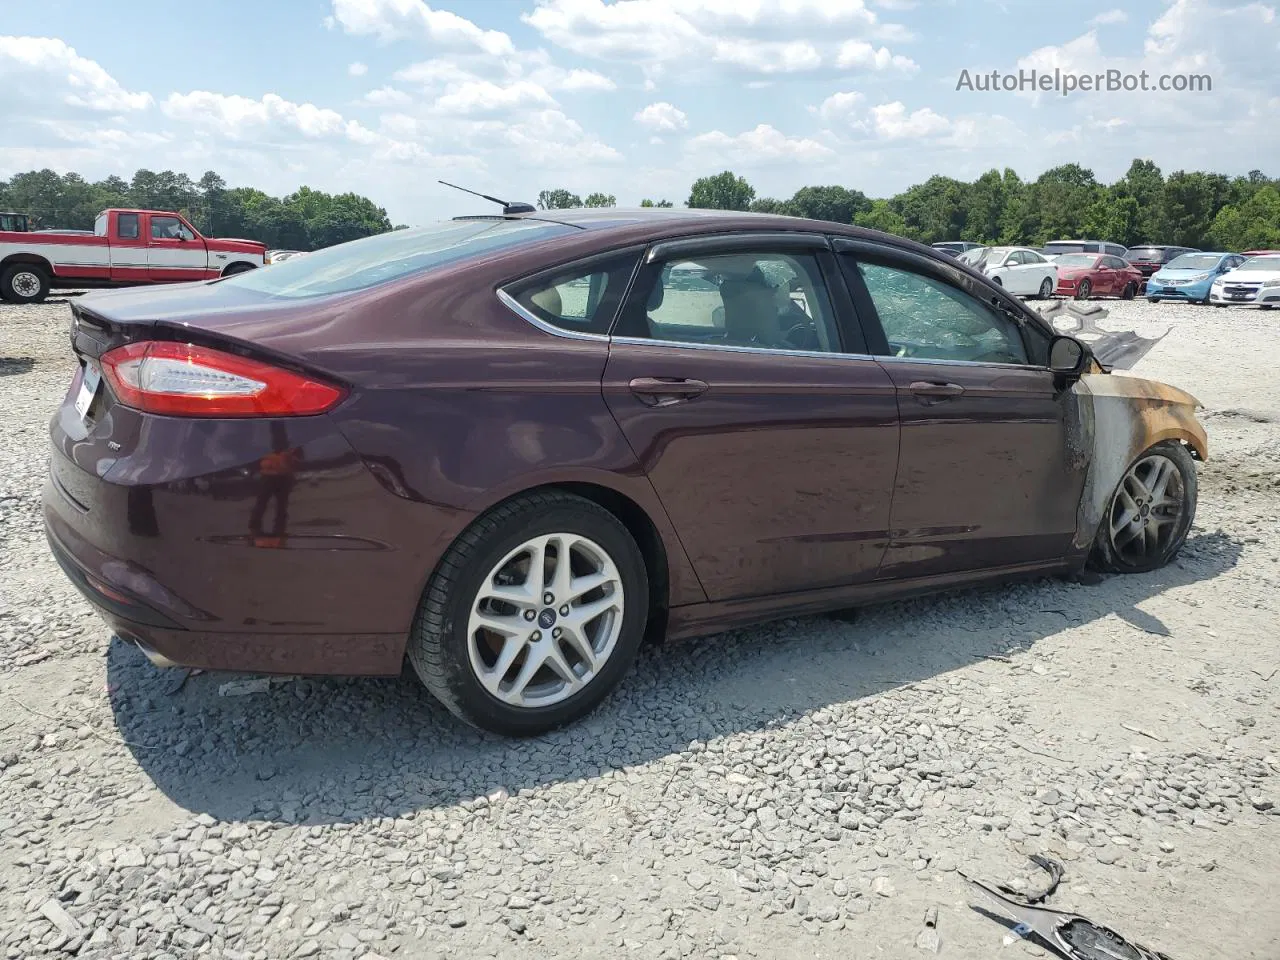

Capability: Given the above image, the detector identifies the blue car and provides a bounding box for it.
[1147,251,1247,303]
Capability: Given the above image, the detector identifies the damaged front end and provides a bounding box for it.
[1036,300,1209,556]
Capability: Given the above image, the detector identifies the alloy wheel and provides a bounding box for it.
[1107,454,1186,565]
[466,532,625,708]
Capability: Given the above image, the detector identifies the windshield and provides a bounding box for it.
[218,218,573,299]
[1239,256,1280,271]
[958,246,990,265]
[1055,254,1099,267]
[1165,253,1222,270]
[1044,243,1087,255]
[1125,247,1166,261]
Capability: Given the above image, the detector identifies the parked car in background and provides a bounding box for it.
[44,207,1207,736]
[0,212,31,232]
[1146,252,1245,304]
[1124,245,1199,289]
[1241,250,1280,258]
[957,245,1058,297]
[1209,253,1280,308]
[0,208,265,303]
[1054,253,1144,300]
[1042,239,1128,260]
[265,249,308,265]
[931,241,984,257]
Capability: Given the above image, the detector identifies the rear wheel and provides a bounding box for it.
[407,491,649,736]
[1089,441,1196,574]
[1,264,50,304]
[1038,277,1053,299]
[1075,279,1092,301]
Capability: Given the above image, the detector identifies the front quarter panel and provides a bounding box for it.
[1070,371,1208,553]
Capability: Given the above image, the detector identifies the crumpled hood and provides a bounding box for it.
[1035,299,1167,370]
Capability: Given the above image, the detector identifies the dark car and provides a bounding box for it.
[1124,245,1199,288]
[930,241,984,257]
[1053,253,1145,300]
[44,208,1208,736]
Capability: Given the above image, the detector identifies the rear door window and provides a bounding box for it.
[116,213,139,240]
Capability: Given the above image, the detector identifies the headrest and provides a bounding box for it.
[647,280,664,311]
[530,286,562,316]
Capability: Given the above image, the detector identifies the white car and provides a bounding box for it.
[958,245,1059,298]
[1209,254,1280,308]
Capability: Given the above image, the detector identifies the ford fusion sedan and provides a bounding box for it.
[1209,253,1280,308]
[957,246,1058,298]
[1147,252,1246,304]
[45,208,1207,736]
[1054,254,1144,300]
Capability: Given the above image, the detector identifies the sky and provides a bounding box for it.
[2,0,1278,224]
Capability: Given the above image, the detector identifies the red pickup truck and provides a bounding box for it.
[0,208,265,304]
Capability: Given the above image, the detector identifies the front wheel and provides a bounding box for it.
[1,264,50,304]
[1038,277,1054,299]
[407,491,649,736]
[1075,279,1092,300]
[221,262,257,277]
[1089,441,1197,574]
[1122,282,1137,300]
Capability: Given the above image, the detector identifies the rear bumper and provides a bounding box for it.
[45,500,406,675]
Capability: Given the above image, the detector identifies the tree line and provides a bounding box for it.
[543,159,1280,251]
[0,168,395,251]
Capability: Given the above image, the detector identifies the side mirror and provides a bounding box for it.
[1049,335,1087,377]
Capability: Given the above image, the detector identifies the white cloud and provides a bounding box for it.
[0,35,152,111]
[865,101,951,140]
[687,124,834,163]
[362,86,413,106]
[1090,9,1128,25]
[329,0,514,54]
[523,0,909,76]
[835,40,918,72]
[634,101,688,132]
[348,61,369,76]
[163,91,354,139]
[813,90,864,121]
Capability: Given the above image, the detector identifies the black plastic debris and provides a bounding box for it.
[961,871,1176,960]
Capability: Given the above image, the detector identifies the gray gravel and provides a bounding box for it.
[2,295,1278,958]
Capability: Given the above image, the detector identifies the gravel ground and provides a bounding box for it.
[1,294,1278,959]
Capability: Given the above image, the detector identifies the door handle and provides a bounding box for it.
[909,381,965,403]
[628,377,709,405]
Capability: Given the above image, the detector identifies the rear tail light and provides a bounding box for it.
[100,341,346,417]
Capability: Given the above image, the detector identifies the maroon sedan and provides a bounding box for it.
[1054,253,1144,300]
[45,209,1207,735]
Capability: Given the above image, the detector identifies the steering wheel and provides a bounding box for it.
[783,321,820,351]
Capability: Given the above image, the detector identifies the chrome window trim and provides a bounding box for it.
[495,287,610,342]
[610,334,875,362]
[876,354,1048,372]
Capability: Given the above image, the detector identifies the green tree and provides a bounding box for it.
[1161,171,1231,247]
[1113,159,1164,243]
[749,197,793,215]
[894,176,970,242]
[583,192,616,207]
[537,188,581,209]
[640,198,673,207]
[1207,186,1280,250]
[687,171,755,211]
[785,185,870,224]
[854,199,907,237]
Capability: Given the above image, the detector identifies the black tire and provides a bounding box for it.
[221,262,256,277]
[1262,304,1274,311]
[407,491,649,736]
[991,276,1003,286]
[1,263,50,304]
[1147,297,1160,303]
[1089,441,1197,574]
[1038,277,1053,299]
[1122,282,1137,300]
[1074,279,1092,301]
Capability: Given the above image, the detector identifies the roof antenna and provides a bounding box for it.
[438,180,536,216]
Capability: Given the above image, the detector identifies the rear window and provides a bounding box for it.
[1125,247,1165,261]
[1044,242,1087,255]
[218,218,573,299]
[1055,254,1099,267]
